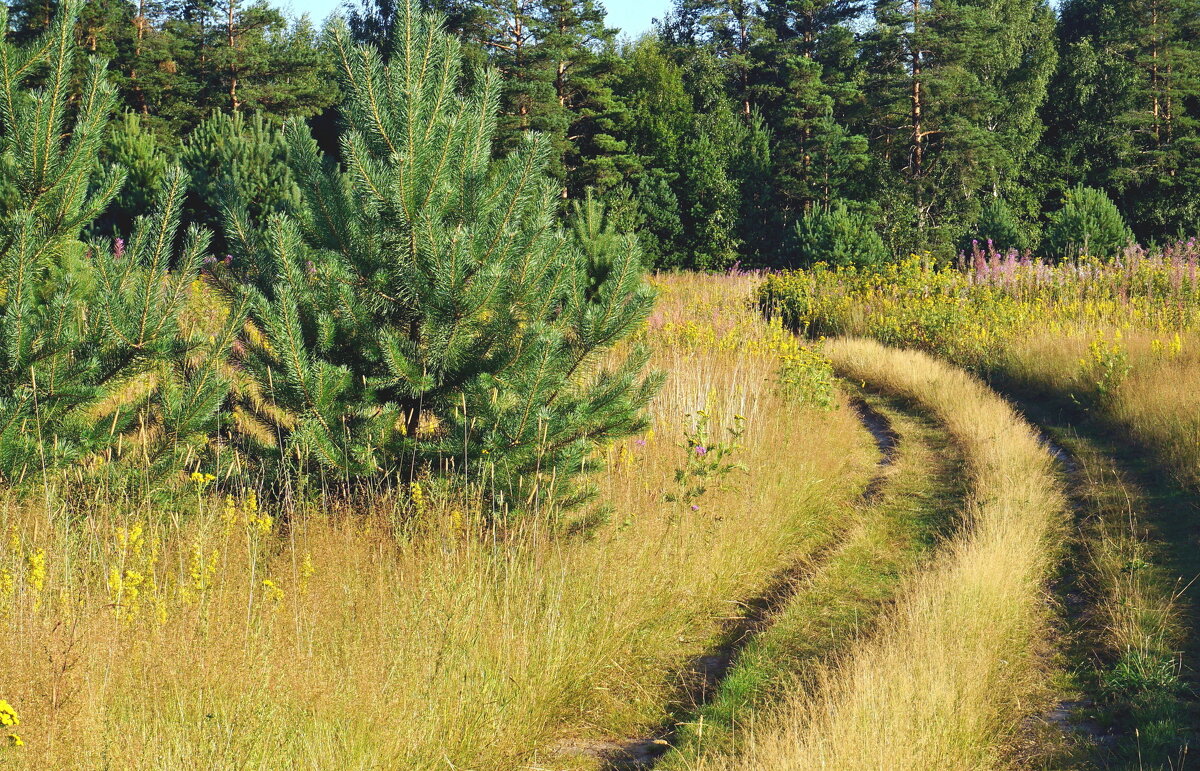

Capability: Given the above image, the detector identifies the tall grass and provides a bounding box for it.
[695,338,1067,770]
[0,273,875,769]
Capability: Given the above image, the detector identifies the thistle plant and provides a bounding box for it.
[0,2,243,483]
[229,1,660,510]
[666,410,747,508]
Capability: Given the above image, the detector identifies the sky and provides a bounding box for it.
[280,0,675,37]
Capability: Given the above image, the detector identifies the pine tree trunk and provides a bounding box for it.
[1152,0,1162,147]
[228,0,240,112]
[911,0,925,236]
[132,0,148,114]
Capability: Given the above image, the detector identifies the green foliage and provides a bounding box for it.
[97,110,171,236]
[777,340,836,409]
[1049,0,1200,241]
[961,198,1031,254]
[0,3,242,483]
[1045,184,1134,259]
[665,409,746,508]
[180,110,299,251]
[229,3,660,508]
[791,204,888,268]
[864,0,1057,253]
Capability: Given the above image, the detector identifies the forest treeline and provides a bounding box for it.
[10,0,1199,268]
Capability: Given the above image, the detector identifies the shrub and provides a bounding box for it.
[790,204,889,268]
[228,2,660,509]
[0,5,241,483]
[1045,184,1134,260]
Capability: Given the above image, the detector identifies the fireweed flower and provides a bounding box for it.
[694,445,707,456]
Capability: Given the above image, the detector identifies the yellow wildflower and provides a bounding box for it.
[261,579,284,604]
[0,701,18,727]
[26,550,45,593]
[7,733,22,747]
[222,495,238,535]
[299,553,315,594]
[189,471,216,487]
[410,482,427,518]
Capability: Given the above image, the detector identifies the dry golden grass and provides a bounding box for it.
[692,338,1067,771]
[0,273,875,769]
[999,327,1200,491]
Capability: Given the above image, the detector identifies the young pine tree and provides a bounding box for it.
[0,3,243,483]
[790,203,888,268]
[960,197,1031,254]
[96,110,171,237]
[180,110,300,252]
[1044,184,1135,260]
[228,3,661,509]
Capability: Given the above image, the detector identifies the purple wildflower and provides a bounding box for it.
[114,238,125,258]
[694,445,707,456]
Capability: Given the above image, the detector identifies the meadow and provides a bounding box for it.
[11,254,1200,769]
[4,1,1200,768]
[2,274,883,768]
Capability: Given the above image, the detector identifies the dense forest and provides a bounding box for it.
[12,0,1200,269]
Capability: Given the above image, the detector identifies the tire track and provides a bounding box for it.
[557,397,901,770]
[1017,412,1197,766]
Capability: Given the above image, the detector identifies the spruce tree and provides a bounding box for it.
[678,49,746,270]
[229,3,660,508]
[617,37,693,268]
[0,3,242,482]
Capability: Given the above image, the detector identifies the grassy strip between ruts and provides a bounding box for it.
[655,392,968,767]
[688,337,1069,771]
